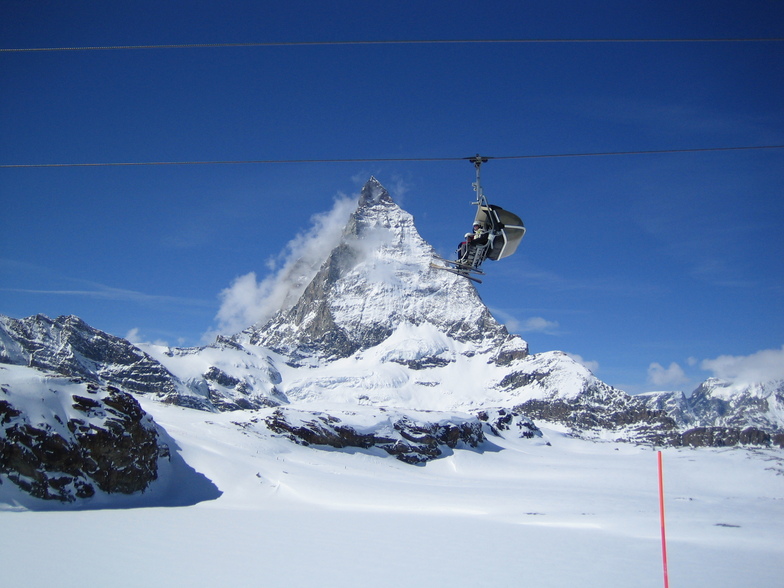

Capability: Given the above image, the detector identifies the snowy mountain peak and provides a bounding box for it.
[244,178,522,363]
[357,176,392,207]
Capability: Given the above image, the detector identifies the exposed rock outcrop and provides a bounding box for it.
[263,406,505,465]
[0,367,164,502]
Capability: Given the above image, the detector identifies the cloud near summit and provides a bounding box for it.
[647,345,784,391]
[208,194,356,337]
[701,345,784,385]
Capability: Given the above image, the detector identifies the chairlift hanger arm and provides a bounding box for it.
[468,154,490,206]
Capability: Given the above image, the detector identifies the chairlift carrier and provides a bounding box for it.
[431,155,526,282]
[469,155,526,263]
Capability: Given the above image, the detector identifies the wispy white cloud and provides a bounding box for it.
[512,260,666,297]
[566,352,599,374]
[126,327,142,343]
[521,316,561,335]
[125,327,172,347]
[0,285,210,307]
[700,345,784,385]
[209,194,356,337]
[490,309,558,335]
[647,361,688,388]
[491,310,522,333]
[387,174,412,206]
[210,272,268,337]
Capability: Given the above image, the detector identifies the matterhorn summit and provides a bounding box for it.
[242,177,525,365]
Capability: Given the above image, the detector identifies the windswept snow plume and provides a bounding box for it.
[701,345,784,385]
[209,194,356,337]
[210,272,268,337]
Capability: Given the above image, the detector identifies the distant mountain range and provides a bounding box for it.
[1,178,782,503]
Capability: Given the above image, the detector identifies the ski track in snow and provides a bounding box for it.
[2,397,783,588]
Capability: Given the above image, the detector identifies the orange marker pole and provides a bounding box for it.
[658,450,670,588]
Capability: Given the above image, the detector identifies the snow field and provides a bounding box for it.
[4,398,782,587]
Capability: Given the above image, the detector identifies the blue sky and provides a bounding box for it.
[2,1,783,394]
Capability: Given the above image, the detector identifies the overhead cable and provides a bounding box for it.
[2,37,784,53]
[2,145,783,169]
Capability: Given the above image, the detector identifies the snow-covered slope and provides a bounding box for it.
[4,395,783,587]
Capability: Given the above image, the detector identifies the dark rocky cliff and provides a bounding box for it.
[0,367,164,502]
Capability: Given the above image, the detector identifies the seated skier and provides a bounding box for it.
[472,221,489,245]
[457,233,474,263]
